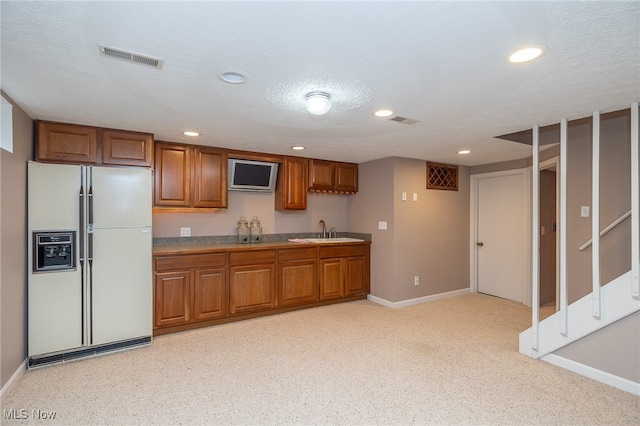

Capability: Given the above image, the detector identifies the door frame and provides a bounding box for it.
[538,156,560,310]
[470,168,531,305]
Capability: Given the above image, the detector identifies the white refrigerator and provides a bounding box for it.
[28,161,152,366]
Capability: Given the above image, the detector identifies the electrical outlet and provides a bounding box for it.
[378,221,387,230]
[414,275,420,286]
[180,227,191,237]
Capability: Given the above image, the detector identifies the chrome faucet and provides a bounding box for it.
[319,219,327,238]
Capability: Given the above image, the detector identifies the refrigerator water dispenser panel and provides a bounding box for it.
[33,230,76,272]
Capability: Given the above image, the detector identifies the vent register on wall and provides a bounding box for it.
[27,161,153,367]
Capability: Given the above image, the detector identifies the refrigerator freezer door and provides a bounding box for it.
[28,162,83,356]
[90,227,152,345]
[28,270,83,356]
[90,166,152,229]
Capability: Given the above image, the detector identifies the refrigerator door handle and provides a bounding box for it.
[79,166,85,263]
[79,165,86,346]
[88,167,94,229]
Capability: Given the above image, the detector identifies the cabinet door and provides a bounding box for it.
[278,259,319,306]
[155,271,190,327]
[101,129,153,167]
[154,142,191,207]
[335,162,358,193]
[308,159,335,191]
[320,258,344,300]
[193,267,227,321]
[36,121,98,164]
[344,256,368,296]
[229,264,276,314]
[193,147,228,208]
[276,156,307,210]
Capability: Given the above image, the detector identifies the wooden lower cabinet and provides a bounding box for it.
[229,250,276,314]
[154,243,370,335]
[155,270,191,327]
[154,253,227,329]
[278,247,319,306]
[193,267,227,321]
[320,245,370,300]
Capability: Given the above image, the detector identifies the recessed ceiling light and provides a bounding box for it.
[374,110,394,117]
[458,150,471,155]
[509,45,547,63]
[219,71,247,84]
[183,131,200,137]
[291,146,305,151]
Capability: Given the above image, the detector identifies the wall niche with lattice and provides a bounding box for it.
[426,162,458,191]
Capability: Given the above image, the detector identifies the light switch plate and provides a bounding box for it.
[378,221,387,230]
[580,206,590,218]
[401,192,407,201]
[412,193,418,201]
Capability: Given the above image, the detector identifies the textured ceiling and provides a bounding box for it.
[1,1,638,166]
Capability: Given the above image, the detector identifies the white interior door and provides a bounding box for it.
[474,170,529,303]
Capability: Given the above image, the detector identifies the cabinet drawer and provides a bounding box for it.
[319,244,368,259]
[155,253,226,271]
[229,250,276,267]
[278,247,318,262]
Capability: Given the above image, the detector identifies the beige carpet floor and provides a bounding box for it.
[2,293,639,425]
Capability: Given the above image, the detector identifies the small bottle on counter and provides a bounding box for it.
[250,216,262,243]
[237,216,250,244]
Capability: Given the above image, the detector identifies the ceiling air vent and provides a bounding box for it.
[98,45,164,70]
[388,115,421,125]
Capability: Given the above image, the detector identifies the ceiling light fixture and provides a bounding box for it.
[458,150,471,155]
[374,110,394,117]
[183,131,200,137]
[291,146,305,151]
[305,91,332,115]
[509,45,547,63]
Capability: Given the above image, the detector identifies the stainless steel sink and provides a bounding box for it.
[304,238,365,243]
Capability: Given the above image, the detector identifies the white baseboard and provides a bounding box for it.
[542,353,640,396]
[367,288,469,309]
[0,358,27,404]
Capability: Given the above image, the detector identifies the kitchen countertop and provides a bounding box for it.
[153,235,371,256]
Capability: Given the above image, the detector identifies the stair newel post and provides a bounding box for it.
[592,111,601,319]
[559,118,568,335]
[531,125,540,351]
[631,102,639,299]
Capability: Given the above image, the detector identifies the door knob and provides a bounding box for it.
[477,242,484,247]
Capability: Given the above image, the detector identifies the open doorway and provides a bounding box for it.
[539,157,559,319]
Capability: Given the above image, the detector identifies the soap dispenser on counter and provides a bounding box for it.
[250,216,262,243]
[237,216,250,244]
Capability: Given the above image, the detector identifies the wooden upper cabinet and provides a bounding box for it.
[309,159,358,193]
[36,120,153,167]
[335,162,358,193]
[308,159,335,191]
[193,147,227,208]
[275,156,308,210]
[154,142,191,207]
[37,121,98,164]
[101,129,153,167]
[154,142,228,209]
